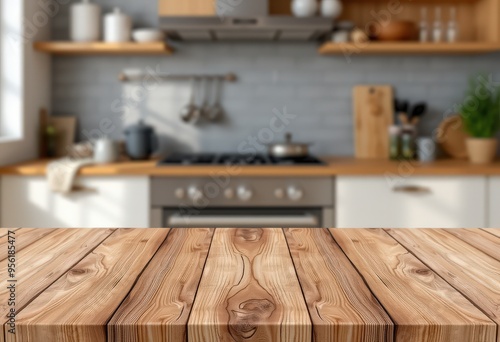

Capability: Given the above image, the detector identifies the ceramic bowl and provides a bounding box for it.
[132,29,165,43]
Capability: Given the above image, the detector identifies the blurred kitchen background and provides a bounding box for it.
[1,0,500,229]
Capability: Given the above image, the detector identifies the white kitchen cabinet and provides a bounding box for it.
[336,176,487,228]
[488,177,500,227]
[1,176,149,228]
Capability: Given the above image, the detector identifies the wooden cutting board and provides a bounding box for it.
[353,85,394,159]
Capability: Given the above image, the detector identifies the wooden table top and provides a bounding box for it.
[1,228,499,342]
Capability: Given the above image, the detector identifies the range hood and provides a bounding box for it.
[159,0,332,41]
[160,16,333,41]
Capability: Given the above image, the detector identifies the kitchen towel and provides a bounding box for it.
[46,158,94,194]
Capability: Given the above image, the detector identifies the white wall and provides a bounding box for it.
[0,0,51,166]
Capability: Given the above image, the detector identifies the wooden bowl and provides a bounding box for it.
[372,20,417,41]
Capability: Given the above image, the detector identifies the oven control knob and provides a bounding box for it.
[287,186,304,201]
[237,186,253,201]
[187,186,203,202]
[174,188,185,199]
[224,188,235,199]
[274,188,285,199]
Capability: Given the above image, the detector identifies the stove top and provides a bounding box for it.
[158,153,326,166]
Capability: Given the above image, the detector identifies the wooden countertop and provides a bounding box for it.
[1,227,499,342]
[2,157,500,176]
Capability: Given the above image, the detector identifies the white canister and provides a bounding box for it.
[104,8,132,43]
[94,138,119,164]
[291,0,318,17]
[321,0,343,18]
[70,0,101,42]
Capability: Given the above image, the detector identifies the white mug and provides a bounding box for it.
[94,138,119,164]
[417,137,436,163]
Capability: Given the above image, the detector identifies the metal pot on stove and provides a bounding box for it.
[267,133,312,159]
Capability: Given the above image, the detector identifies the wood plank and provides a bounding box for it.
[0,228,56,261]
[330,229,496,342]
[108,228,214,342]
[6,228,170,342]
[33,42,174,55]
[188,228,311,342]
[158,0,215,16]
[6,158,500,177]
[0,229,18,238]
[386,228,500,342]
[284,228,394,342]
[0,229,115,342]
[319,42,500,55]
[444,228,500,261]
[483,228,500,238]
[0,229,115,317]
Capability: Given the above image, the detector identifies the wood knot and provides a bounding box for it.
[69,268,86,275]
[229,299,276,340]
[415,269,431,276]
[235,228,263,242]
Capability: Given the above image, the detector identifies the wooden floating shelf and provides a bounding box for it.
[34,41,174,55]
[347,0,479,2]
[319,42,500,55]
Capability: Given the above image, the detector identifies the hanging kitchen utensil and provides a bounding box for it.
[267,132,312,159]
[190,79,203,124]
[180,78,198,123]
[200,77,213,120]
[207,77,224,122]
[354,85,394,159]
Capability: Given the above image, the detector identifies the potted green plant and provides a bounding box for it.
[459,75,500,164]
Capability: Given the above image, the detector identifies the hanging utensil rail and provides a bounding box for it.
[118,71,237,83]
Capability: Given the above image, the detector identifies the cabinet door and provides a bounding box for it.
[488,177,500,228]
[1,176,149,228]
[336,176,487,228]
[159,0,215,16]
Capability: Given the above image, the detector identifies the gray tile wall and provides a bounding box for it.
[51,0,500,156]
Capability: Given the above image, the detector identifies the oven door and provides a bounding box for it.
[163,208,323,228]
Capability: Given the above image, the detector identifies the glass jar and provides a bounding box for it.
[388,125,401,160]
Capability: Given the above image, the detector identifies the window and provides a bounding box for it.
[0,0,23,142]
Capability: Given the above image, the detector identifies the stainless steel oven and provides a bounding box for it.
[150,177,334,228]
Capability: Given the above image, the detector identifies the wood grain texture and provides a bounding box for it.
[7,228,169,342]
[444,228,500,261]
[483,228,500,238]
[319,42,500,55]
[34,42,174,55]
[158,0,215,16]
[188,228,311,342]
[0,229,115,319]
[330,228,496,342]
[386,228,500,342]
[353,85,393,159]
[108,228,214,342]
[284,228,394,342]
[6,158,500,177]
[0,229,18,238]
[0,228,56,261]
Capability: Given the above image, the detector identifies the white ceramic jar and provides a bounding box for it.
[70,0,101,42]
[104,7,132,43]
[94,138,119,164]
[321,0,343,18]
[291,0,318,17]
